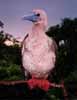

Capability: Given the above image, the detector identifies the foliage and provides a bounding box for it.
[46,18,77,99]
[47,18,77,79]
[0,30,23,80]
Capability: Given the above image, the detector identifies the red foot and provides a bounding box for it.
[27,79,50,91]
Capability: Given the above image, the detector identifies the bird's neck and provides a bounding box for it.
[31,24,45,37]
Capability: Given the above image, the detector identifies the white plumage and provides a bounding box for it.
[22,9,57,79]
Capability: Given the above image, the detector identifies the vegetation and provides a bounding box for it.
[0,18,77,99]
[46,18,77,99]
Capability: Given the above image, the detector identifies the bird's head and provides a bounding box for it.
[22,9,47,30]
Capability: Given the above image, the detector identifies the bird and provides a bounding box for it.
[21,9,57,91]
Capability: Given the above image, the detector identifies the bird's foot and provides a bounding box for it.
[27,78,50,91]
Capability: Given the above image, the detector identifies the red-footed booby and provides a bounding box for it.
[22,9,57,91]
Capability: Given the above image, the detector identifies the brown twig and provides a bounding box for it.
[0,80,27,85]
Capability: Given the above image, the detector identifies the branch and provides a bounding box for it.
[0,80,27,85]
[0,80,68,99]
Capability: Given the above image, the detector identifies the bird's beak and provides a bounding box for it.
[22,13,39,22]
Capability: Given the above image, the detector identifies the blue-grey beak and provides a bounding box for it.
[22,13,39,22]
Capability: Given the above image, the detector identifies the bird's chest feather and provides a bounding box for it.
[25,36,48,56]
[23,35,53,66]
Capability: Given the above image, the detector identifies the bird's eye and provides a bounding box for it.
[36,13,40,16]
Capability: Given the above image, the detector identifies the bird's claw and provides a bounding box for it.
[27,79,50,91]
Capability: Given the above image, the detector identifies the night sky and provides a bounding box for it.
[0,0,77,38]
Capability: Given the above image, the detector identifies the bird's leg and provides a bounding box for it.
[27,75,37,89]
[27,75,50,91]
[37,79,50,91]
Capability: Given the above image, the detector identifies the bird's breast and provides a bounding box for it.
[25,36,48,54]
[23,35,56,62]
[22,35,56,77]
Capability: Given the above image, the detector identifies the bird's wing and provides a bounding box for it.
[21,33,30,79]
[46,38,57,73]
[48,37,57,54]
[21,33,29,54]
[51,39,57,54]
